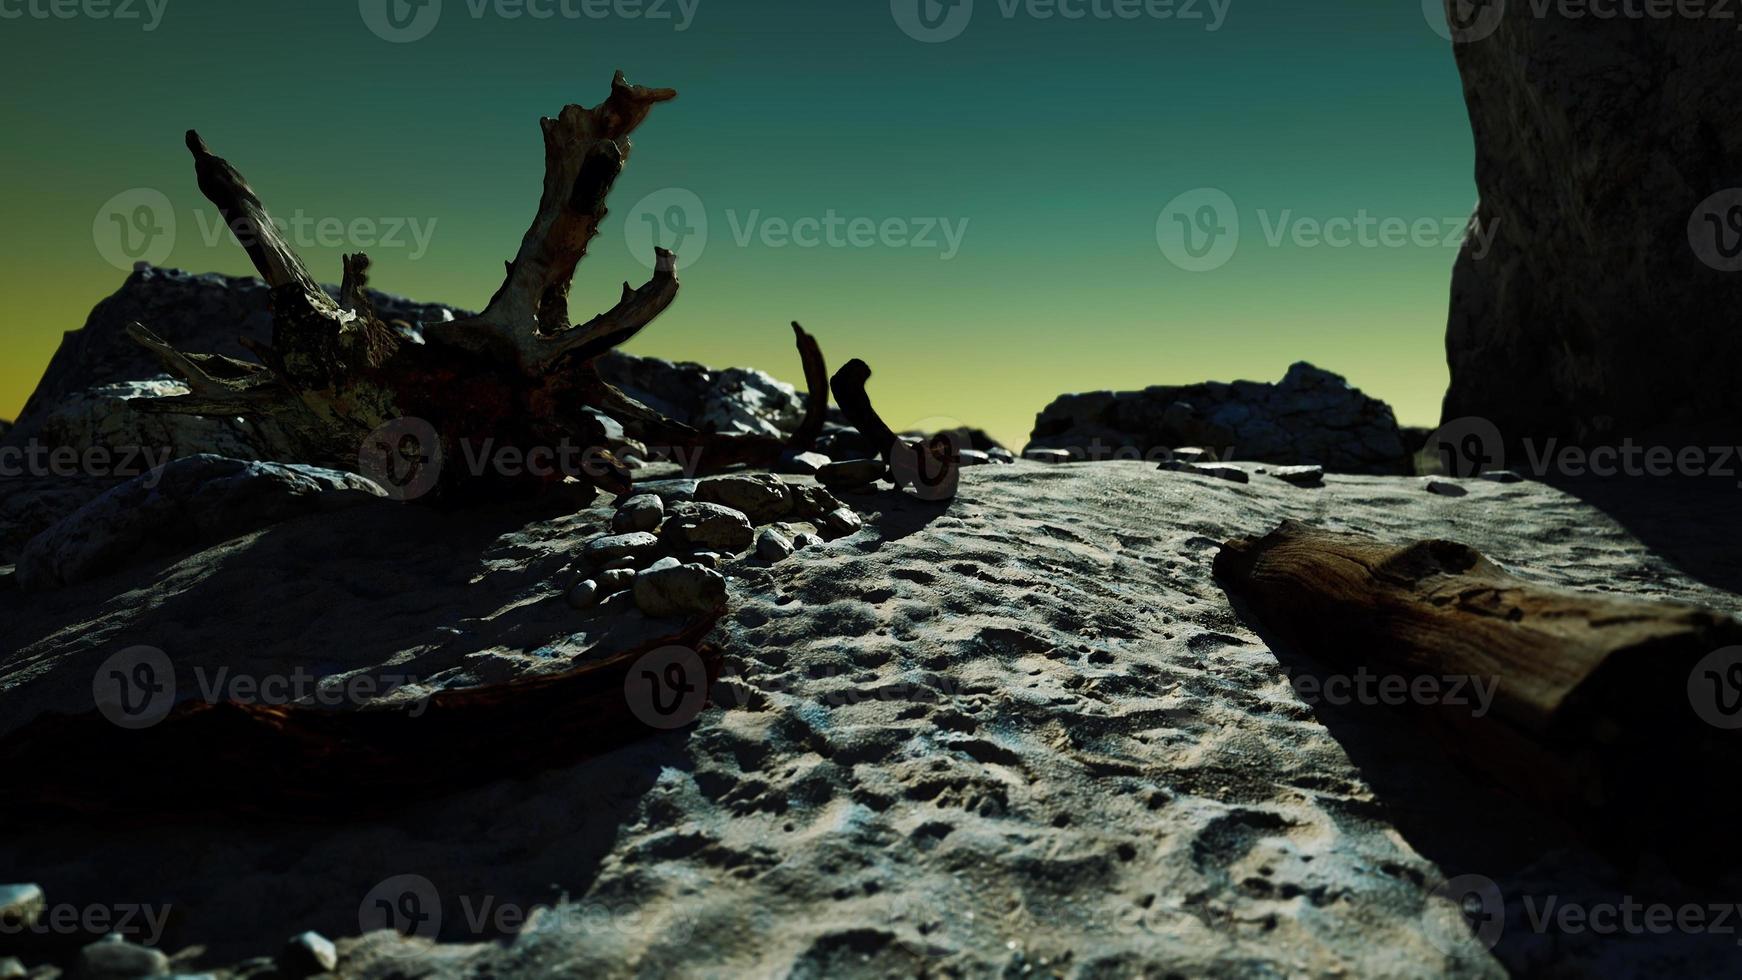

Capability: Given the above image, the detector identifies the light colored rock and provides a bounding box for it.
[583,532,661,565]
[16,456,386,592]
[1424,479,1468,498]
[661,502,754,554]
[72,938,169,979]
[633,562,727,618]
[597,568,637,596]
[1270,465,1325,487]
[611,494,664,533]
[0,957,23,979]
[988,447,1015,464]
[816,459,887,488]
[1023,448,1072,464]
[279,931,338,978]
[778,451,832,475]
[957,449,992,466]
[816,507,863,540]
[695,474,793,524]
[792,532,824,550]
[757,528,795,562]
[1481,470,1524,484]
[566,579,601,610]
[0,884,44,928]
[1171,447,1216,464]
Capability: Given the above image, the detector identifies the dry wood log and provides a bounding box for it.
[0,608,724,823]
[121,73,901,499]
[1214,521,1741,836]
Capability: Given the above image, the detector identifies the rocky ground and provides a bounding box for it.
[4,459,1740,979]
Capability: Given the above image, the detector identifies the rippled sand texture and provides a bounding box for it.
[7,461,1740,978]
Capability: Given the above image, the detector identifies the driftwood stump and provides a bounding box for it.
[1214,521,1741,843]
[122,71,954,500]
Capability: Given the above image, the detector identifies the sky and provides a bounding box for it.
[0,0,1476,448]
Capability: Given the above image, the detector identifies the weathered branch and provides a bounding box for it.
[1214,522,1742,830]
[425,71,678,371]
[122,74,851,496]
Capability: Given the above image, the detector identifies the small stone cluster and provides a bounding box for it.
[0,881,339,979]
[567,474,863,618]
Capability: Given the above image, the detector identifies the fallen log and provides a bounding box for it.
[1214,521,1741,837]
[0,608,724,824]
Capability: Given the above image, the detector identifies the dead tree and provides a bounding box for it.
[122,72,915,498]
[1215,521,1741,851]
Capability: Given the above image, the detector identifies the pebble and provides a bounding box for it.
[566,579,600,610]
[73,938,169,980]
[757,528,795,562]
[0,884,43,928]
[1425,479,1468,497]
[791,485,847,520]
[634,562,728,618]
[778,451,833,475]
[1160,461,1249,484]
[817,459,888,488]
[696,474,793,524]
[1269,465,1325,487]
[597,568,636,595]
[1023,448,1072,464]
[817,506,864,540]
[279,931,338,978]
[583,532,660,565]
[1480,470,1524,483]
[661,502,755,554]
[957,449,992,467]
[0,958,22,980]
[793,532,824,550]
[611,494,664,533]
[1171,447,1217,464]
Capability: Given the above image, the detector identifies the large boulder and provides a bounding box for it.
[17,455,386,591]
[1441,10,1742,447]
[1026,362,1408,474]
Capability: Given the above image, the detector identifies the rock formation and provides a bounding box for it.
[1026,362,1408,474]
[1441,9,1742,447]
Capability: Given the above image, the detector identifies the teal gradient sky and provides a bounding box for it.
[0,0,1476,447]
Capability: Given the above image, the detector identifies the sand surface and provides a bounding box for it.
[3,461,1740,978]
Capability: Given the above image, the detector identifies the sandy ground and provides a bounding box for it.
[3,461,1740,978]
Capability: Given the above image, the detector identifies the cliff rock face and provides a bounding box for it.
[1026,363,1408,474]
[1442,9,1742,446]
